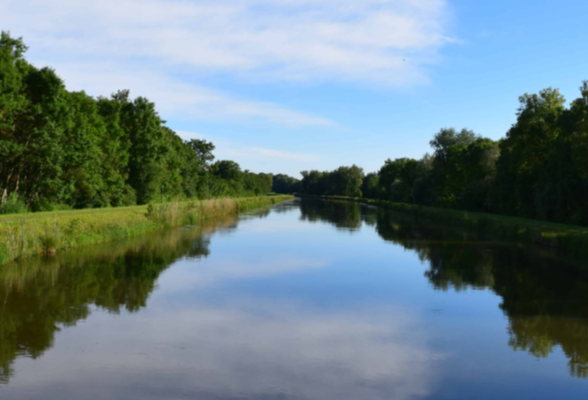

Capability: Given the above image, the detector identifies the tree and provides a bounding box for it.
[187,139,215,167]
[300,170,326,195]
[378,158,419,203]
[361,173,379,199]
[327,165,364,197]
[273,174,300,194]
[0,32,29,204]
[116,90,166,204]
[96,95,132,206]
[495,89,566,219]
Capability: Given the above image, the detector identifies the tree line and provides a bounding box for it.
[287,84,588,226]
[0,32,272,214]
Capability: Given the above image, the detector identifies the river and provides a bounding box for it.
[0,198,587,399]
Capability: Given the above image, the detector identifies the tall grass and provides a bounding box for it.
[0,196,293,265]
[0,213,239,293]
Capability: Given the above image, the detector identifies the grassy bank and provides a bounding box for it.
[0,195,293,264]
[299,194,588,258]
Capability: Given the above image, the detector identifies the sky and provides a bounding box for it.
[1,0,587,177]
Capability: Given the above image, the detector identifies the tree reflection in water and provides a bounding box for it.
[0,215,238,384]
[301,198,588,379]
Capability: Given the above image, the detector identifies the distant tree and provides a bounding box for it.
[378,158,419,203]
[327,165,364,197]
[214,160,241,181]
[361,173,379,199]
[273,174,300,194]
[300,170,326,195]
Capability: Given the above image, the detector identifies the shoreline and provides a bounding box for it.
[298,194,588,261]
[0,196,293,265]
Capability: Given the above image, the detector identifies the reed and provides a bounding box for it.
[0,196,293,264]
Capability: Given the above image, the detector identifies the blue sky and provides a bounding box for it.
[1,0,587,177]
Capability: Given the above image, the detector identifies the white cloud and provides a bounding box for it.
[0,0,454,124]
[223,147,321,163]
[176,130,322,169]
[35,62,335,126]
[1,0,453,75]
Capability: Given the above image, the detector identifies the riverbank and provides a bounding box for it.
[299,195,588,259]
[0,196,293,264]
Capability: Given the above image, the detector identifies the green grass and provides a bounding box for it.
[300,194,588,259]
[0,196,293,265]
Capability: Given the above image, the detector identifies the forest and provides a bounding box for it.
[0,32,272,214]
[286,83,588,227]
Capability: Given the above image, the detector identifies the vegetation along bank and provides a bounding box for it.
[300,195,588,262]
[0,195,293,265]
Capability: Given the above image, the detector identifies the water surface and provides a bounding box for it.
[1,198,587,399]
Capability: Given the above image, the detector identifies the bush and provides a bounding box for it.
[0,193,29,215]
[31,198,72,212]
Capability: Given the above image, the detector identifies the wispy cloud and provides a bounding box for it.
[176,130,322,168]
[223,147,321,163]
[25,61,335,127]
[0,0,454,124]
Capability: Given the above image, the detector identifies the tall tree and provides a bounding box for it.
[496,89,565,219]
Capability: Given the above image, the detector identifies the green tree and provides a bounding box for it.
[0,32,29,204]
[96,95,132,206]
[327,165,364,197]
[495,89,566,219]
[378,158,419,203]
[115,90,166,204]
[361,172,380,199]
[273,174,300,194]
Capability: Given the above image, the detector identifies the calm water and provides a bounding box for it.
[1,198,587,399]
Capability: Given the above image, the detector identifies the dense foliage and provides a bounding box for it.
[298,165,365,197]
[298,85,588,226]
[272,174,300,194]
[0,33,272,213]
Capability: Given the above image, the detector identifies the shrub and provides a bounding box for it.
[0,194,29,215]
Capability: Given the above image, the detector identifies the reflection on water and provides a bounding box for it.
[299,199,363,231]
[0,199,587,399]
[372,205,588,379]
[0,215,235,384]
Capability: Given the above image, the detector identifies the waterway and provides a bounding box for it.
[0,198,587,399]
